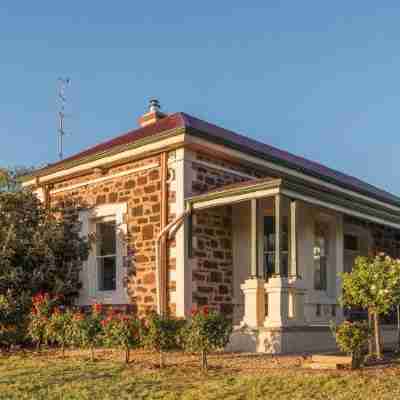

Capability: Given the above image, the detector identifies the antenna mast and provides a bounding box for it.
[57,77,71,160]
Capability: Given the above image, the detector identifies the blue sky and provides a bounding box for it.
[1,2,400,195]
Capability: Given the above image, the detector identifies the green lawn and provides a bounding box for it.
[1,350,400,400]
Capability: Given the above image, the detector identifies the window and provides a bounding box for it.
[314,222,329,291]
[96,220,116,291]
[316,304,321,317]
[344,234,358,252]
[263,216,289,278]
[344,234,359,273]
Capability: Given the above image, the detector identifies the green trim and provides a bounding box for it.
[186,178,400,227]
[186,126,400,209]
[284,181,400,224]
[22,127,185,182]
[186,179,282,204]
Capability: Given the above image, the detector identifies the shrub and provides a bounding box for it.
[27,293,57,350]
[0,189,90,321]
[102,311,141,363]
[46,307,74,357]
[142,312,184,368]
[331,321,371,369]
[71,303,103,361]
[0,291,28,348]
[183,306,232,370]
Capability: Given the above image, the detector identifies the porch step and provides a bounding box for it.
[311,354,351,365]
[307,354,351,369]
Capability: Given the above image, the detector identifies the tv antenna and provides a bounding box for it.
[57,77,71,160]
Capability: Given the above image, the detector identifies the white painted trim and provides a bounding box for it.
[190,187,280,210]
[78,202,129,306]
[24,133,185,186]
[282,188,400,230]
[191,158,255,180]
[50,162,159,194]
[186,135,400,213]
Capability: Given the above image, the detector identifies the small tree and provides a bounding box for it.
[72,303,104,361]
[183,306,232,370]
[143,312,183,368]
[47,307,74,357]
[341,254,400,359]
[102,312,141,363]
[331,321,370,369]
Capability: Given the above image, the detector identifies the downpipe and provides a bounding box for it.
[155,210,191,315]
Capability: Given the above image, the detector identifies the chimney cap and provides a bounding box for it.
[138,98,166,127]
[148,98,161,113]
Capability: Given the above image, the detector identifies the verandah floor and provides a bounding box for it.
[1,349,400,399]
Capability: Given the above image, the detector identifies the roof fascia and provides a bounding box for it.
[22,127,185,187]
[186,179,400,229]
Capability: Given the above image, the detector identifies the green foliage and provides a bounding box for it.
[340,254,400,359]
[331,321,370,369]
[46,307,74,356]
[0,188,90,344]
[102,312,141,363]
[0,167,35,193]
[341,254,400,315]
[0,291,29,347]
[142,312,184,368]
[71,304,104,361]
[27,293,58,349]
[183,306,232,369]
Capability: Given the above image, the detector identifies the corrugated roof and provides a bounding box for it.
[181,113,400,206]
[32,111,400,207]
[45,112,186,169]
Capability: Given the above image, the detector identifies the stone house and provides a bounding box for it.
[23,100,400,353]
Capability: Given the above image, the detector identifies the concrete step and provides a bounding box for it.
[311,354,351,365]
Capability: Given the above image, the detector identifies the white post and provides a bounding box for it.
[241,279,265,328]
[264,196,306,328]
[290,200,297,277]
[241,198,265,328]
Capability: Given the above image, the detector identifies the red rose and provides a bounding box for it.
[92,303,103,314]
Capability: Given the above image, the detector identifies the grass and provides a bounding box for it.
[1,350,400,399]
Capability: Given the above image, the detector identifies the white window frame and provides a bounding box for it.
[95,217,117,292]
[314,221,329,292]
[78,203,128,305]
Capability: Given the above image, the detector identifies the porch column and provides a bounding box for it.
[290,199,297,277]
[264,196,306,327]
[274,194,281,275]
[250,197,259,278]
[241,198,265,328]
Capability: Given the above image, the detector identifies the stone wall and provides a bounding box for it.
[190,152,269,317]
[49,154,176,317]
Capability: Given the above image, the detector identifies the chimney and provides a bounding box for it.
[138,99,166,127]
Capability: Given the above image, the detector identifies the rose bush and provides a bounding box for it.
[71,303,103,361]
[331,321,371,369]
[183,306,232,370]
[102,311,141,363]
[27,293,58,350]
[142,312,184,368]
[47,307,74,357]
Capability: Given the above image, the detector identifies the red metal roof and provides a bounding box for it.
[35,111,400,206]
[45,112,186,169]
